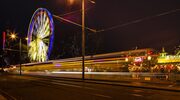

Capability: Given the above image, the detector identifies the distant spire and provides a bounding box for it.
[135,46,138,50]
[162,47,165,53]
[160,47,167,57]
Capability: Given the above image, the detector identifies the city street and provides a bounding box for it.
[0,0,180,100]
[0,74,180,100]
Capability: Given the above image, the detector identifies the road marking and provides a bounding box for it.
[21,77,101,91]
[93,93,112,98]
[132,89,144,93]
[50,81,100,91]
[168,85,174,87]
[50,82,112,99]
[131,94,143,97]
[51,81,82,88]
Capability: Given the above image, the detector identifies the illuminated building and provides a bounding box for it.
[158,48,180,64]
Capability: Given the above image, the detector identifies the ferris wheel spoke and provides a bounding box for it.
[38,17,42,32]
[40,11,43,27]
[44,17,49,29]
[33,26,38,36]
[42,12,45,29]
[42,17,49,33]
[34,20,38,29]
[43,12,46,26]
[33,20,40,35]
[42,38,50,46]
[37,16,40,27]
[38,41,48,61]
[42,25,50,38]
[40,17,50,38]
[37,19,48,38]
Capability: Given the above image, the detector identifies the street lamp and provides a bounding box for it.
[82,0,96,80]
[10,33,22,75]
[147,56,152,61]
[65,0,95,80]
[147,56,152,67]
[25,37,28,41]
[10,34,17,40]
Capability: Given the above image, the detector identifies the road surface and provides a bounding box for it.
[0,74,179,100]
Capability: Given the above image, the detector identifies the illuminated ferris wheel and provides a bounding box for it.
[27,8,54,62]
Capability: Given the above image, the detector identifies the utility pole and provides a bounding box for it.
[82,0,85,80]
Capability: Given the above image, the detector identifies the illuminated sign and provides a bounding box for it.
[134,57,143,62]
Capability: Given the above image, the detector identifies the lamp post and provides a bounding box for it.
[82,0,96,80]
[66,0,95,80]
[82,0,85,80]
[10,33,22,75]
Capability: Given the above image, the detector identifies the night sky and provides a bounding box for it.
[0,0,180,60]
